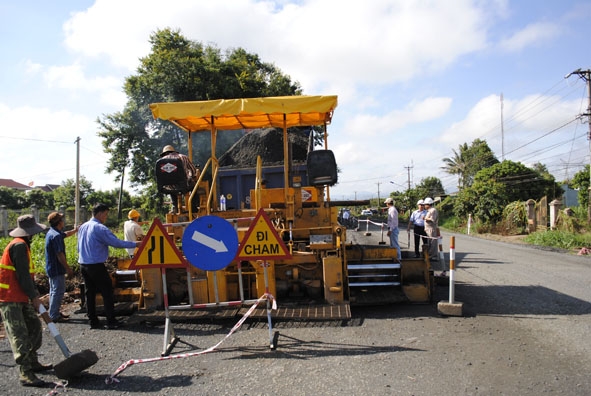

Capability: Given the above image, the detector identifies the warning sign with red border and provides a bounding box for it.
[128,218,188,269]
[236,209,291,260]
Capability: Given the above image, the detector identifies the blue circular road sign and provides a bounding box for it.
[182,216,239,271]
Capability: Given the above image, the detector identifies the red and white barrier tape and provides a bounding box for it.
[105,293,276,384]
[45,380,68,396]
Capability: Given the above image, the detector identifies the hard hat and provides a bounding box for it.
[424,197,434,205]
[162,145,176,154]
[128,209,140,219]
[384,197,394,204]
[417,199,424,205]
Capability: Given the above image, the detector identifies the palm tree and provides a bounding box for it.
[441,143,468,190]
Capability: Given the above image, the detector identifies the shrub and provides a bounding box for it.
[500,201,527,235]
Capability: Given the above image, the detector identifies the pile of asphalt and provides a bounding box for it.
[218,127,311,168]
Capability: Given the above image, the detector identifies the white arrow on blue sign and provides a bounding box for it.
[182,215,239,271]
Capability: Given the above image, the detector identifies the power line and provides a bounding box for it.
[0,135,73,144]
[505,117,581,157]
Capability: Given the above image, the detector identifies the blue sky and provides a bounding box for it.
[1,0,590,202]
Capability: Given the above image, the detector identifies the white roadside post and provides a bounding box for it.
[437,236,463,316]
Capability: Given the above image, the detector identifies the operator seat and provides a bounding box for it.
[307,150,338,186]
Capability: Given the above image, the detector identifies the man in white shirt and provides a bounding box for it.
[423,197,439,262]
[384,198,401,261]
[407,200,427,258]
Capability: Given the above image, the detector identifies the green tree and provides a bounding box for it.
[86,189,130,209]
[454,178,507,223]
[416,176,445,199]
[474,160,561,202]
[442,139,498,190]
[441,143,468,190]
[455,160,563,224]
[569,165,590,208]
[53,177,94,209]
[400,177,445,217]
[0,186,22,208]
[98,28,302,213]
[26,189,54,209]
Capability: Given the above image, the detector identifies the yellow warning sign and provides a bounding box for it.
[236,209,291,260]
[128,218,188,269]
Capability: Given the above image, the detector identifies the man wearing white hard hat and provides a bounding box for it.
[407,199,428,258]
[384,197,402,261]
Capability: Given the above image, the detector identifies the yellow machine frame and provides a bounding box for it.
[125,95,433,315]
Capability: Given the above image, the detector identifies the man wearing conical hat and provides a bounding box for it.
[0,215,53,387]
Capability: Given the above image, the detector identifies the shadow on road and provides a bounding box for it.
[67,373,194,393]
[456,283,591,317]
[222,333,424,360]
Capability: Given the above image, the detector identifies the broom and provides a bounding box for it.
[38,305,99,379]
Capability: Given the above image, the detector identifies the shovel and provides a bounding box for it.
[38,305,99,379]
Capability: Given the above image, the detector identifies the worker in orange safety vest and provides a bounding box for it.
[0,215,53,387]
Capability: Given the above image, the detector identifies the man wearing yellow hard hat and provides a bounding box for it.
[123,209,144,257]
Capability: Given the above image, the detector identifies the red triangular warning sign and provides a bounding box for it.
[128,218,188,269]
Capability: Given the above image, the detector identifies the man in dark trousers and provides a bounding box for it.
[0,215,53,387]
[77,203,140,330]
[407,199,428,258]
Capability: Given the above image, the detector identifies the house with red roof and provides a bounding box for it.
[0,178,31,191]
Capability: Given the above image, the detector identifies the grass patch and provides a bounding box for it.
[523,230,591,251]
[1,230,130,275]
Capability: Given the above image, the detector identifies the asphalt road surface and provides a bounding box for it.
[2,223,591,395]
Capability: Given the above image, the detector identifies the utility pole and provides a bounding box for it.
[376,182,381,206]
[75,137,80,227]
[404,164,413,191]
[565,69,591,222]
[501,93,505,161]
[117,167,125,221]
[404,163,413,213]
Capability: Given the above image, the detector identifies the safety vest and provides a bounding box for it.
[0,238,34,303]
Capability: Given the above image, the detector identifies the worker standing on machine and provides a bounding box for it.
[159,145,199,214]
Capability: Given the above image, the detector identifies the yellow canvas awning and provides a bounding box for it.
[149,95,338,132]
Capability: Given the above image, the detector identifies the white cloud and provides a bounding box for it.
[61,0,495,92]
[23,59,42,75]
[439,93,582,167]
[343,97,452,138]
[0,104,111,188]
[441,94,501,145]
[43,63,126,107]
[498,22,562,52]
[63,0,153,70]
